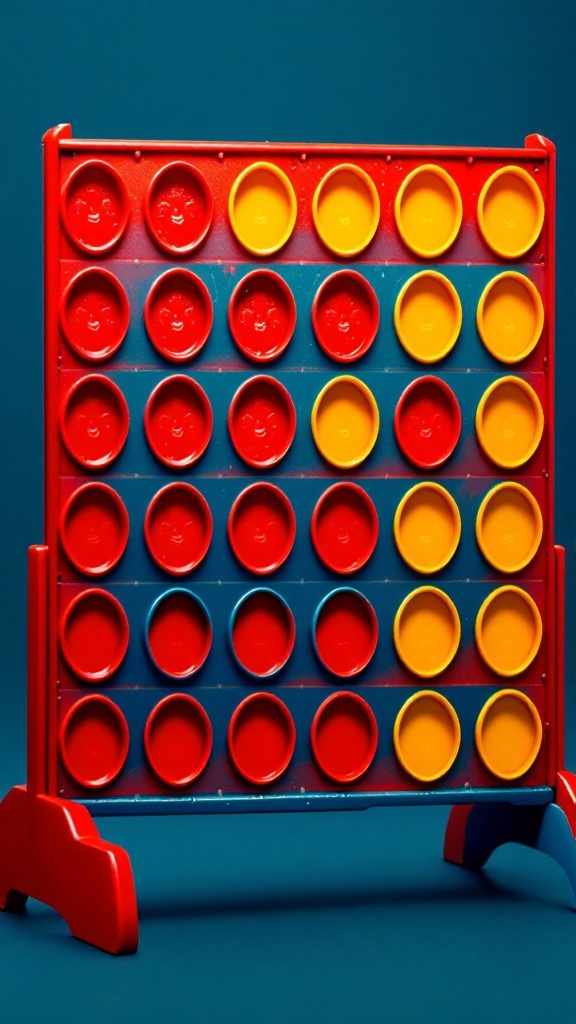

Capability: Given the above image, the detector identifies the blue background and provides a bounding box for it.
[1,1,575,1021]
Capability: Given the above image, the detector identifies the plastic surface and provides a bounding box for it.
[475,585,542,677]
[60,375,130,468]
[476,482,543,573]
[313,588,378,677]
[228,269,296,362]
[311,483,378,574]
[144,375,212,467]
[311,692,378,783]
[60,160,130,254]
[60,482,129,575]
[144,162,213,255]
[394,271,462,363]
[144,694,212,787]
[475,689,543,780]
[228,375,296,467]
[477,165,545,258]
[145,589,212,678]
[394,376,461,469]
[393,587,461,677]
[312,164,380,256]
[59,588,129,681]
[311,375,379,467]
[144,483,213,574]
[394,164,462,257]
[312,270,379,362]
[230,588,295,677]
[229,162,297,255]
[60,267,129,360]
[227,693,296,784]
[477,272,544,363]
[394,691,461,782]
[144,269,213,361]
[393,482,461,574]
[228,482,296,574]
[475,375,544,468]
[59,695,130,788]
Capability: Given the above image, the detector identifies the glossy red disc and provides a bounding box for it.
[59,695,130,789]
[230,589,295,676]
[60,160,130,254]
[60,483,129,576]
[311,483,378,574]
[144,162,213,255]
[228,693,296,785]
[144,483,212,574]
[144,375,212,468]
[146,590,212,678]
[228,376,296,468]
[144,269,213,362]
[60,375,129,468]
[394,376,462,469]
[60,267,130,361]
[314,589,378,676]
[311,692,378,783]
[144,694,212,787]
[60,589,129,682]
[228,483,296,574]
[312,270,379,362]
[228,270,296,362]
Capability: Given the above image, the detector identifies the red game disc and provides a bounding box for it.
[144,269,213,362]
[59,695,130,789]
[228,376,296,468]
[312,270,379,362]
[313,588,378,676]
[144,694,212,787]
[60,589,129,682]
[227,693,296,785]
[311,483,378,574]
[146,590,212,678]
[60,483,129,576]
[230,589,295,677]
[60,375,130,469]
[228,269,296,362]
[144,375,212,468]
[228,483,296,574]
[311,692,378,783]
[60,267,130,361]
[394,376,462,469]
[144,483,213,575]
[144,162,213,255]
[60,160,130,254]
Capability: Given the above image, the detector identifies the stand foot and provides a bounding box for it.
[0,786,138,954]
[444,776,576,910]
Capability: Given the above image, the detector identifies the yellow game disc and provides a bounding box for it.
[393,587,460,678]
[475,586,542,677]
[478,165,545,259]
[394,691,461,782]
[311,376,379,468]
[228,162,297,256]
[477,272,544,364]
[475,689,543,780]
[394,482,461,574]
[394,164,463,258]
[476,482,543,573]
[312,164,380,257]
[394,271,462,363]
[475,376,544,469]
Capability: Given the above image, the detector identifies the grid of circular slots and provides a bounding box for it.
[56,154,548,795]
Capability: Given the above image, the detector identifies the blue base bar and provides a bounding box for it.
[84,786,554,817]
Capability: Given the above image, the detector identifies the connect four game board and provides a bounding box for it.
[0,127,573,954]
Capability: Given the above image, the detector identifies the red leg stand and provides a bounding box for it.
[0,786,138,953]
[0,546,138,954]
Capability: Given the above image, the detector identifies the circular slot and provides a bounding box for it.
[230,589,295,677]
[478,166,545,259]
[313,588,378,677]
[394,164,462,257]
[228,375,296,468]
[394,482,461,575]
[394,375,461,469]
[312,270,379,363]
[476,376,544,469]
[144,269,212,362]
[477,272,544,364]
[144,162,213,255]
[60,267,130,361]
[476,483,543,573]
[394,271,462,363]
[393,691,461,782]
[311,691,378,783]
[311,375,379,468]
[311,483,378,574]
[144,375,212,468]
[60,375,129,469]
[228,269,296,362]
[312,164,380,257]
[146,589,212,678]
[394,587,460,678]
[475,689,543,780]
[228,693,296,784]
[60,482,129,576]
[228,162,297,255]
[228,483,296,575]
[61,160,130,254]
[475,586,542,677]
[60,589,129,682]
[59,695,129,789]
[144,694,212,787]
[145,483,212,575]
